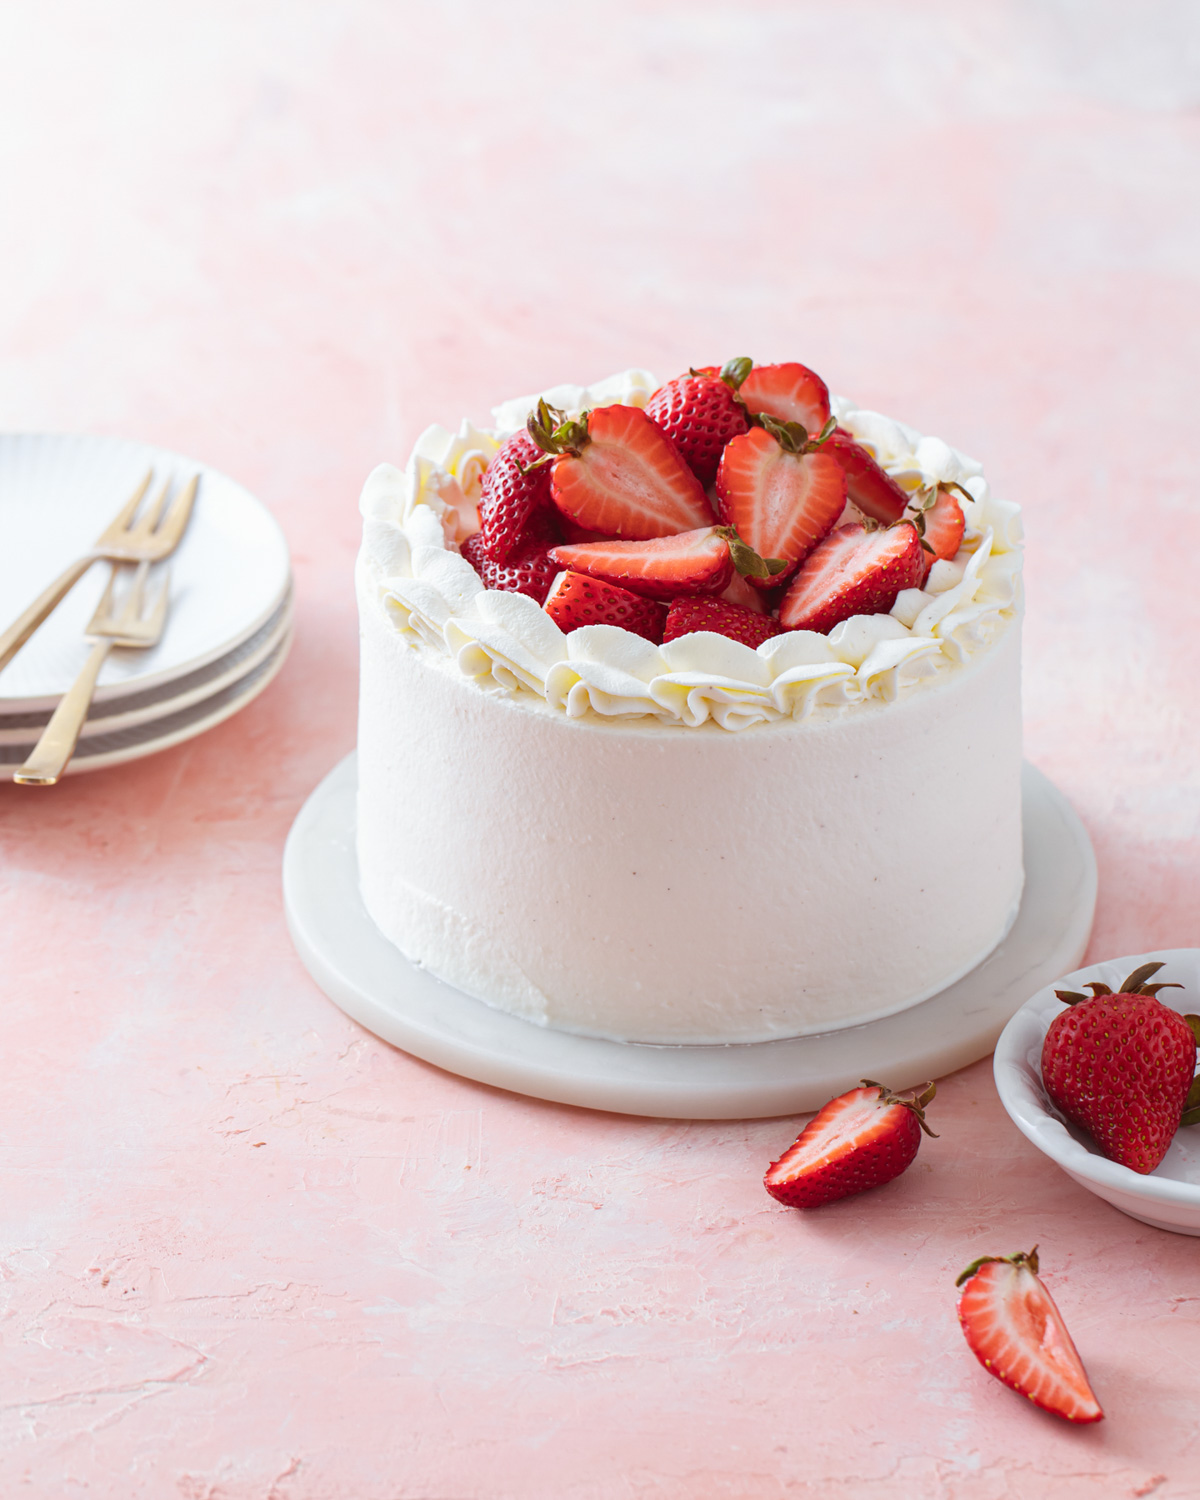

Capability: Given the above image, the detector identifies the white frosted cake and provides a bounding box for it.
[356,365,1024,1044]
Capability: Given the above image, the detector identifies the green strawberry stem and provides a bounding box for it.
[861,1078,938,1138]
[956,1247,1038,1288]
[1055,960,1184,1006]
[715,525,787,580]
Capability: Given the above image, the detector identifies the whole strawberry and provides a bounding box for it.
[1041,961,1199,1174]
[477,429,563,564]
[461,532,559,605]
[764,1079,936,1208]
[644,359,751,485]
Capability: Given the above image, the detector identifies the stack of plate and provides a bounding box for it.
[0,434,292,775]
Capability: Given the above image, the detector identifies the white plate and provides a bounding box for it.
[1,623,292,776]
[0,587,291,743]
[283,758,1096,1119]
[994,950,1200,1236]
[0,433,291,708]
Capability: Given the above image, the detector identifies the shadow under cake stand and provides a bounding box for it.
[283,756,1096,1120]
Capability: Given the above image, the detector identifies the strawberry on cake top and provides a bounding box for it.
[359,361,1022,733]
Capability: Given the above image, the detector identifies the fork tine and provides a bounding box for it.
[152,473,200,551]
[129,475,173,542]
[86,564,123,633]
[95,470,153,545]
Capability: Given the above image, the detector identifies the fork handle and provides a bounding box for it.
[13,639,113,786]
[0,555,97,676]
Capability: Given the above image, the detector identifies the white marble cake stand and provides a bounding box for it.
[283,754,1096,1120]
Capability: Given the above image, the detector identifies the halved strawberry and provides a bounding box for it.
[716,422,846,585]
[718,569,768,615]
[529,401,714,539]
[477,429,563,564]
[461,532,558,605]
[738,361,831,435]
[825,431,908,524]
[779,521,925,633]
[663,596,783,648]
[764,1080,936,1208]
[911,484,966,580]
[550,527,735,601]
[543,570,667,642]
[644,364,750,485]
[956,1249,1104,1424]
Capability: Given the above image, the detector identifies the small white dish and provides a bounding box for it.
[994,949,1200,1236]
[0,433,291,708]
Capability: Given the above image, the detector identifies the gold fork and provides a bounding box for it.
[0,470,198,676]
[13,561,171,786]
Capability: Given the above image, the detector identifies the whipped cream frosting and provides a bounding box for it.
[358,370,1023,732]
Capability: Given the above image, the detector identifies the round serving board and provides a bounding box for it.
[283,755,1096,1120]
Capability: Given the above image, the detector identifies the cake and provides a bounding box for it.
[355,362,1024,1044]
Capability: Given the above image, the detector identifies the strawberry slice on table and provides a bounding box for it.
[644,362,750,485]
[549,525,778,602]
[528,401,715,539]
[738,360,831,435]
[543,570,667,643]
[779,521,925,634]
[663,596,783,648]
[476,429,563,564]
[461,532,559,605]
[764,1080,936,1208]
[910,484,967,578]
[824,430,909,524]
[1040,961,1199,1175]
[956,1248,1104,1424]
[716,419,847,586]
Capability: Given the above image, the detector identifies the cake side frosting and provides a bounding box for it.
[357,372,1023,732]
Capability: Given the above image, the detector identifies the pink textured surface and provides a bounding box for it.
[2,3,1199,1495]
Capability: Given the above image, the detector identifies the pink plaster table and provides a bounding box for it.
[2,4,1199,1496]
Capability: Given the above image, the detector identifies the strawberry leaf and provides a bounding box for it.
[1120,961,1167,994]
[719,356,752,393]
[1184,1015,1200,1045]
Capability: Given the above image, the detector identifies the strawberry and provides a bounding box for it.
[543,570,667,643]
[663,596,783,648]
[910,483,967,580]
[738,361,831,435]
[718,568,768,614]
[715,420,846,585]
[764,1080,936,1208]
[644,362,751,485]
[1040,961,1198,1175]
[779,521,925,633]
[476,429,563,564]
[549,525,782,602]
[825,430,908,524]
[956,1248,1104,1424]
[461,532,558,605]
[528,401,714,539]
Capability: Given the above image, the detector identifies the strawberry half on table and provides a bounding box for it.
[764,1079,937,1208]
[528,400,715,539]
[956,1248,1104,1424]
[1040,961,1200,1174]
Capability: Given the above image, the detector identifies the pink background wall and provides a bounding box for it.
[2,3,1199,1495]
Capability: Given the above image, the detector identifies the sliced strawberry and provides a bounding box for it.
[716,425,846,583]
[644,368,750,485]
[779,522,925,634]
[550,527,733,602]
[558,516,610,545]
[477,429,563,564]
[956,1249,1104,1424]
[663,596,782,648]
[529,402,715,540]
[825,431,908,524]
[461,532,558,605]
[764,1080,936,1208]
[543,570,667,643]
[739,361,831,435]
[912,484,966,581]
